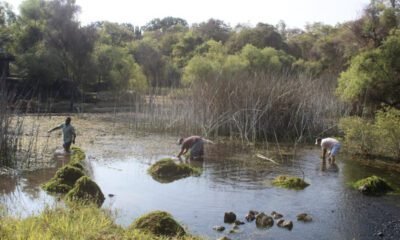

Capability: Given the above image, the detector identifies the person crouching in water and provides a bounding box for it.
[48,117,76,153]
[177,136,204,160]
[315,137,341,164]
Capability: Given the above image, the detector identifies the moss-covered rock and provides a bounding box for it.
[65,176,105,206]
[43,166,85,193]
[70,146,86,164]
[130,211,186,237]
[272,175,309,190]
[148,158,201,183]
[353,175,394,196]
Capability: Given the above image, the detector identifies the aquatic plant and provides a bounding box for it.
[65,176,105,206]
[272,175,310,190]
[148,158,201,183]
[353,175,394,196]
[129,210,186,237]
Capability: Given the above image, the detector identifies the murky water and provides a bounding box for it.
[1,132,400,240]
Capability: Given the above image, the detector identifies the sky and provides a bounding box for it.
[8,0,371,29]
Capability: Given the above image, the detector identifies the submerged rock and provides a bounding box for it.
[271,211,284,219]
[213,225,225,232]
[255,212,274,228]
[224,212,237,223]
[148,158,201,183]
[65,176,105,206]
[217,237,231,240]
[245,210,258,222]
[277,219,293,230]
[272,175,309,190]
[297,213,313,222]
[42,166,85,193]
[130,211,186,237]
[353,175,394,196]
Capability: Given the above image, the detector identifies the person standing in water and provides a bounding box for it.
[177,136,205,160]
[48,117,76,153]
[315,137,341,163]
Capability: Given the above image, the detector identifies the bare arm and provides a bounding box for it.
[48,125,62,133]
[177,147,188,158]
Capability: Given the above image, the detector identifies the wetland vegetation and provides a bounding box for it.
[1,0,400,239]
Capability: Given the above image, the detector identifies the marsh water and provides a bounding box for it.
[1,131,400,240]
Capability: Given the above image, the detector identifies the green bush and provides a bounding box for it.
[339,107,400,160]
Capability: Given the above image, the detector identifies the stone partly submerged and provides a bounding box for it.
[130,211,186,237]
[42,147,105,206]
[148,158,201,183]
[272,175,310,190]
[65,176,105,206]
[42,165,85,193]
[353,175,394,196]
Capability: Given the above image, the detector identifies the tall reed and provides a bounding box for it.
[127,71,348,143]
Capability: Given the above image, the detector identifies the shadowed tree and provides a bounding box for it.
[193,18,231,43]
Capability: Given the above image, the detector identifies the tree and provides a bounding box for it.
[142,17,188,33]
[226,23,287,53]
[130,40,165,87]
[193,18,231,43]
[337,30,400,109]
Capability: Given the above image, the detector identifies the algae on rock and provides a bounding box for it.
[65,176,105,206]
[130,211,186,237]
[272,175,309,190]
[353,175,394,196]
[148,158,201,183]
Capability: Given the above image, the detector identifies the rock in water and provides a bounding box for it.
[65,176,105,206]
[255,212,274,228]
[224,212,237,223]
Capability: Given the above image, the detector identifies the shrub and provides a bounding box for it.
[339,107,400,160]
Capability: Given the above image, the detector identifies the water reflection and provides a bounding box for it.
[1,134,400,239]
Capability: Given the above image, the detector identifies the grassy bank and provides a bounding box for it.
[0,204,201,240]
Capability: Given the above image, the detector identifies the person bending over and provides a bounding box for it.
[315,137,341,163]
[177,136,204,160]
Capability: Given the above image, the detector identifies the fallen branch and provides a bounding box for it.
[256,153,279,165]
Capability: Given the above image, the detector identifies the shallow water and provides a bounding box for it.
[1,133,400,240]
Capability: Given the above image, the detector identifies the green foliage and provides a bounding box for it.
[337,31,400,108]
[240,44,295,73]
[93,44,147,92]
[272,175,310,190]
[227,23,286,53]
[339,117,377,156]
[0,205,122,240]
[0,205,201,240]
[130,211,186,237]
[339,107,400,159]
[353,175,394,196]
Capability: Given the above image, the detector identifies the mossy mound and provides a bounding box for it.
[130,211,186,237]
[272,175,310,190]
[148,158,201,183]
[353,175,394,196]
[70,146,86,164]
[43,166,85,193]
[65,176,105,206]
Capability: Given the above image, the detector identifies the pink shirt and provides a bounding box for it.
[181,136,202,150]
[321,138,339,150]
